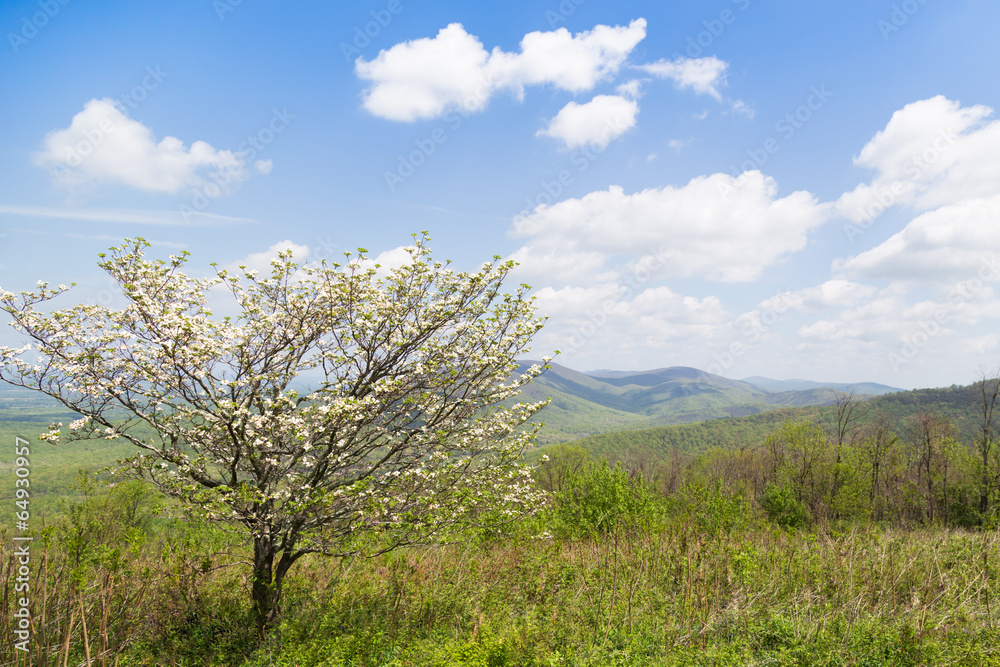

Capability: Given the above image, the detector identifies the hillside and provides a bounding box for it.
[551,381,987,465]
[519,361,902,444]
[740,376,901,395]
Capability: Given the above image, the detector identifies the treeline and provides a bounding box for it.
[559,382,992,466]
[539,379,1000,530]
[554,406,824,463]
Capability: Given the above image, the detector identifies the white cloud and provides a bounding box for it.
[510,170,829,284]
[33,99,254,195]
[795,292,913,344]
[965,334,1000,355]
[0,204,256,226]
[758,271,1000,386]
[835,195,1000,281]
[836,96,1000,223]
[667,138,691,152]
[529,283,728,367]
[340,245,420,276]
[636,56,728,100]
[536,94,638,149]
[354,19,647,121]
[254,159,273,174]
[494,19,647,95]
[793,285,1000,351]
[354,24,496,122]
[615,79,643,99]
[369,246,416,271]
[731,100,754,118]
[759,280,878,314]
[234,240,311,275]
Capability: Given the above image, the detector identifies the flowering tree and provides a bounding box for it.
[0,236,550,633]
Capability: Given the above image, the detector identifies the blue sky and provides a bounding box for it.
[1,0,999,390]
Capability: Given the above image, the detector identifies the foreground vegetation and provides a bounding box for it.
[3,461,1000,666]
[4,376,1000,664]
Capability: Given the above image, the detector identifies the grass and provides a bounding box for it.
[5,505,1000,666]
[248,524,1000,666]
[3,401,1000,665]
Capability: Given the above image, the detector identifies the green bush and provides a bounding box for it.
[664,481,754,536]
[759,484,809,529]
[551,461,659,538]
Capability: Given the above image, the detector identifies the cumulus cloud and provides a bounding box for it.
[835,195,1000,281]
[354,19,647,121]
[761,268,1000,386]
[529,283,728,367]
[536,94,638,149]
[615,79,643,99]
[761,281,879,313]
[836,96,1000,223]
[33,99,255,195]
[232,240,311,275]
[635,56,728,100]
[368,245,417,271]
[794,283,1000,350]
[510,170,829,284]
[795,291,916,345]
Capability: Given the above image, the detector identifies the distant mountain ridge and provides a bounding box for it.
[740,376,900,395]
[517,361,903,444]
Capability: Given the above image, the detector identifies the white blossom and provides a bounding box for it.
[0,233,552,629]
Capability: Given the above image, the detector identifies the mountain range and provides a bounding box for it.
[1,363,903,446]
[516,362,901,444]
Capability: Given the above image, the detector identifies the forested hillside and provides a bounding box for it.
[517,361,903,443]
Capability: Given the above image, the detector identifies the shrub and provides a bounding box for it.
[759,483,809,529]
[551,461,659,539]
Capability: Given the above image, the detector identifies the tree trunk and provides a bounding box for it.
[251,536,278,636]
[251,534,305,635]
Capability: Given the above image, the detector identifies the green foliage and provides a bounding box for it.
[57,471,161,577]
[8,355,1000,663]
[759,484,809,529]
[8,468,1000,665]
[664,481,754,536]
[2,236,553,634]
[550,461,658,539]
[534,444,591,492]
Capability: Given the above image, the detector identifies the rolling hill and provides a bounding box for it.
[518,361,903,444]
[548,381,989,467]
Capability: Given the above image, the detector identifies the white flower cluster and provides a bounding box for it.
[0,234,552,557]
